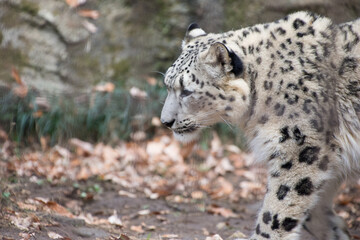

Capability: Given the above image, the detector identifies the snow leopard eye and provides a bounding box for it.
[180,89,193,98]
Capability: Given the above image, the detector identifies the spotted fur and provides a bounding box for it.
[161,11,360,240]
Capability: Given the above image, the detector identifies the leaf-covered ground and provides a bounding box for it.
[1,129,359,240]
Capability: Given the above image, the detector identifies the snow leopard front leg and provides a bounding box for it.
[239,141,336,240]
[302,177,351,240]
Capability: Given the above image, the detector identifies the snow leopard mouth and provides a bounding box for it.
[173,125,199,134]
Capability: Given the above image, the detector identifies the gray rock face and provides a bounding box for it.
[1,0,90,93]
[3,26,67,72]
[37,2,91,44]
[0,0,359,95]
[0,0,193,94]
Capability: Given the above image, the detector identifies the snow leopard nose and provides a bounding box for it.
[161,119,175,128]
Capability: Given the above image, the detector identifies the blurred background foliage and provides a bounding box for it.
[0,0,359,146]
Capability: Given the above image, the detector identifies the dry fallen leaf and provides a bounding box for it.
[78,10,99,19]
[102,145,119,166]
[131,131,146,142]
[210,177,234,199]
[0,128,8,141]
[65,0,86,8]
[338,210,350,219]
[163,141,182,162]
[224,144,241,154]
[93,82,115,93]
[202,228,210,236]
[130,225,144,233]
[17,202,37,211]
[214,158,234,175]
[161,234,179,239]
[137,209,151,216]
[47,231,63,239]
[180,141,195,160]
[65,200,82,214]
[156,215,167,222]
[207,204,238,218]
[129,87,147,100]
[108,210,123,226]
[239,181,265,199]
[82,20,97,33]
[210,133,223,157]
[145,76,157,86]
[228,153,246,169]
[11,67,24,85]
[78,212,109,225]
[228,231,247,239]
[118,190,137,198]
[19,232,33,240]
[53,145,71,159]
[146,139,166,156]
[191,191,205,199]
[205,234,223,240]
[40,136,48,151]
[142,222,156,231]
[337,194,353,205]
[144,188,159,199]
[76,166,92,180]
[35,198,75,218]
[32,110,43,118]
[118,234,131,240]
[13,85,28,98]
[10,215,33,230]
[69,138,94,155]
[216,222,227,230]
[151,117,162,127]
[35,97,50,110]
[2,141,13,159]
[353,235,360,240]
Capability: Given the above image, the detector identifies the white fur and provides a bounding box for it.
[188,28,206,38]
[249,130,277,164]
[336,117,360,177]
[228,79,250,97]
[173,129,200,143]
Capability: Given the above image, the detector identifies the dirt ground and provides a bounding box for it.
[1,175,360,240]
[0,134,360,240]
[1,176,256,240]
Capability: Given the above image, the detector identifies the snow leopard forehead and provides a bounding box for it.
[164,48,200,88]
[164,34,224,88]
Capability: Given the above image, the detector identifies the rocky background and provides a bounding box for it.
[1,0,359,95]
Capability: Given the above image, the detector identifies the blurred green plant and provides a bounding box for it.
[0,80,167,145]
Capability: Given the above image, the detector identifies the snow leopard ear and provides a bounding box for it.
[202,42,244,76]
[184,23,206,43]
